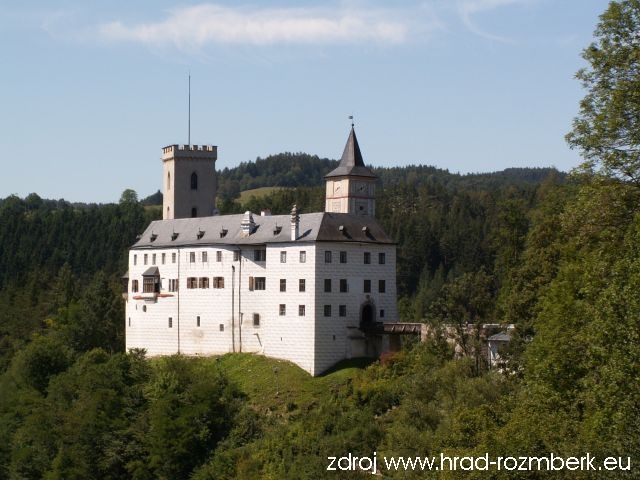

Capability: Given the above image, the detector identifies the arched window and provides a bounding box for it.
[167,172,171,190]
[191,207,198,218]
[190,172,198,190]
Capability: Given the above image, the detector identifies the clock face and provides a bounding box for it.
[358,183,366,193]
[333,183,341,194]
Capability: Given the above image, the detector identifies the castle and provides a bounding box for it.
[124,127,398,375]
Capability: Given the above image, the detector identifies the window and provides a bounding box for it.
[132,279,139,292]
[253,313,260,326]
[249,277,266,291]
[280,279,286,292]
[167,172,170,190]
[254,249,266,262]
[339,305,347,317]
[325,251,332,263]
[279,304,286,316]
[216,251,222,262]
[152,253,156,265]
[133,254,137,265]
[379,280,386,293]
[380,309,385,318]
[233,251,240,261]
[300,251,306,263]
[143,276,159,293]
[199,277,209,289]
[213,277,224,289]
[299,279,306,292]
[379,252,386,264]
[197,316,201,327]
[190,172,198,190]
[340,279,348,293]
[364,279,371,293]
[190,252,196,263]
[128,317,131,327]
[280,251,287,263]
[168,317,173,328]
[172,252,177,263]
[364,252,371,264]
[299,305,306,316]
[144,254,148,265]
[324,305,332,317]
[324,279,332,292]
[340,251,347,263]
[162,253,166,264]
[187,277,197,289]
[191,207,197,218]
[219,324,224,332]
[169,279,179,292]
[202,251,208,263]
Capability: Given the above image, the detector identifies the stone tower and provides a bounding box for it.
[325,127,377,216]
[162,144,218,220]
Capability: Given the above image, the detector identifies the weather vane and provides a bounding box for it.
[349,115,354,128]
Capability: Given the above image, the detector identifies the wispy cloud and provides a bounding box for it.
[457,0,532,43]
[97,4,441,49]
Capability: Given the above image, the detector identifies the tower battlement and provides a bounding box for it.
[162,144,217,161]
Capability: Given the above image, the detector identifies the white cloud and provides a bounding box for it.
[97,4,441,49]
[457,0,532,43]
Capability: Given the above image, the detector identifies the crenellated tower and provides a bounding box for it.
[162,144,217,219]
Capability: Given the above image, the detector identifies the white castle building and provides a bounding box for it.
[124,128,398,375]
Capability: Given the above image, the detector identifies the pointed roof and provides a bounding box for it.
[325,127,377,179]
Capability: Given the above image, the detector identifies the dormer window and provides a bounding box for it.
[197,229,205,240]
[150,233,158,242]
[171,232,179,241]
[273,226,282,235]
[220,228,228,238]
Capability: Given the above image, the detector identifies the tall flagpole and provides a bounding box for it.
[188,72,191,145]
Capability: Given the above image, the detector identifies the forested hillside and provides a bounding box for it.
[0,1,638,478]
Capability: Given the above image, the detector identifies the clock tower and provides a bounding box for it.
[325,127,378,217]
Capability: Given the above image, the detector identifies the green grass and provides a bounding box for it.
[143,205,162,215]
[203,353,372,415]
[238,187,291,204]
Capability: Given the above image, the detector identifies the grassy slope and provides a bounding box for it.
[238,187,291,204]
[209,353,371,414]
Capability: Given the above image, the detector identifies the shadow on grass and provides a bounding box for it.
[319,357,376,376]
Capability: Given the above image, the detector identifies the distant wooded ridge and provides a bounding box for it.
[140,152,565,205]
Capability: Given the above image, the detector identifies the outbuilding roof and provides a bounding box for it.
[488,331,511,342]
[131,212,394,249]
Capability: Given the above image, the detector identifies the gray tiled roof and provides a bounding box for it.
[142,266,160,276]
[488,331,511,342]
[131,212,394,249]
[325,127,377,179]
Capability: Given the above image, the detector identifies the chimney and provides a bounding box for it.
[290,204,299,241]
[241,211,255,235]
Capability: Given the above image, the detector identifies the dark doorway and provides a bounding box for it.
[191,207,198,218]
[360,303,375,330]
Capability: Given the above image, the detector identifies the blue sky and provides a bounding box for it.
[0,0,608,202]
